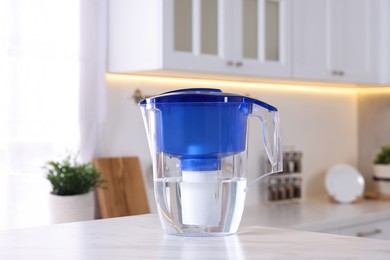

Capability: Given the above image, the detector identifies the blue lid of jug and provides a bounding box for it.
[139,88,277,112]
[139,88,280,172]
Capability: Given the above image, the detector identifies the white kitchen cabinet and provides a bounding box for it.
[233,0,291,77]
[293,0,383,84]
[108,0,291,78]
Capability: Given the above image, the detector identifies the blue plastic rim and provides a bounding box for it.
[139,88,278,112]
[139,88,276,171]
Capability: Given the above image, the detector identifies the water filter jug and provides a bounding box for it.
[139,88,282,236]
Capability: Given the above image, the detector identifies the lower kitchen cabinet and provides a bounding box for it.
[242,199,390,241]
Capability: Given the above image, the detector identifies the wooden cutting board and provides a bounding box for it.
[93,157,150,218]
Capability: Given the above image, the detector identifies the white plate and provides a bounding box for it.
[325,164,365,203]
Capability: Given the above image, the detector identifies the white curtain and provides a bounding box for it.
[79,0,107,162]
[0,0,107,176]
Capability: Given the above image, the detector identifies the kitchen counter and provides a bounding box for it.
[0,214,389,259]
[241,198,390,232]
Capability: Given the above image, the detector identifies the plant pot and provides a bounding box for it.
[373,165,390,179]
[373,165,390,195]
[48,191,95,224]
[373,177,390,196]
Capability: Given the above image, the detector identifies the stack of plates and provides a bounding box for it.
[325,164,365,203]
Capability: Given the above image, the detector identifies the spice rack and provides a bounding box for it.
[261,149,303,204]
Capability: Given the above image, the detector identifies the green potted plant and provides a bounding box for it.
[373,146,390,195]
[374,146,390,165]
[44,154,105,224]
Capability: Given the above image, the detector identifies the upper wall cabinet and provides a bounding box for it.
[108,0,291,78]
[292,0,384,84]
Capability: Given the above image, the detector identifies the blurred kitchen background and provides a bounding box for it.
[1,0,390,238]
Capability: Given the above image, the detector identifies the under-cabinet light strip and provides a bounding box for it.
[106,74,390,95]
[358,87,390,94]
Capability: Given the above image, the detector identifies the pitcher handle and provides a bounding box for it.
[245,100,283,191]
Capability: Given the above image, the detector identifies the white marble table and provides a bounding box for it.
[0,214,389,259]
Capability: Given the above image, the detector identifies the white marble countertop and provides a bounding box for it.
[0,214,389,259]
[241,198,390,232]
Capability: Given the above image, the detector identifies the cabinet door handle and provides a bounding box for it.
[235,61,243,67]
[356,229,382,237]
[226,61,234,66]
[331,70,345,76]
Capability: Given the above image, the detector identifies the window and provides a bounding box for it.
[0,0,80,177]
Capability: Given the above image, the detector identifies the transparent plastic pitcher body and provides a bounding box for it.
[139,89,282,236]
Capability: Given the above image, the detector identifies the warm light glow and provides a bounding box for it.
[358,87,390,94]
[106,74,360,94]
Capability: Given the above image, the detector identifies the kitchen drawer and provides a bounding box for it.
[336,219,390,240]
